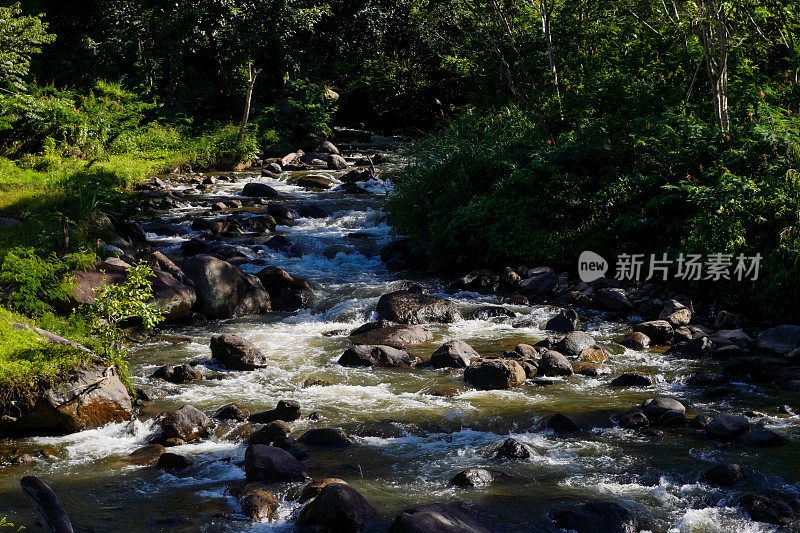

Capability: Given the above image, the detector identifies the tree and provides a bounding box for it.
[0,2,54,91]
[528,0,563,118]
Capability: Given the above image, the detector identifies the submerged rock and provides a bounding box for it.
[249,399,301,424]
[349,322,433,349]
[550,501,640,533]
[239,483,278,521]
[703,463,746,486]
[495,437,531,459]
[298,427,352,447]
[705,413,750,441]
[339,345,416,368]
[740,491,797,526]
[390,504,491,533]
[451,468,497,487]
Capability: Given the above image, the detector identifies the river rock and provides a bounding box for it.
[316,140,340,155]
[495,437,530,459]
[593,288,633,311]
[239,483,278,521]
[298,427,352,447]
[617,409,649,429]
[633,320,673,345]
[125,444,166,466]
[610,372,653,387]
[735,430,788,447]
[294,174,335,190]
[536,351,574,376]
[703,463,745,486]
[248,421,291,445]
[620,332,650,350]
[156,452,194,472]
[244,444,309,483]
[547,413,580,433]
[545,309,581,333]
[464,359,527,390]
[376,290,460,324]
[756,325,800,355]
[515,344,540,359]
[451,468,496,487]
[349,322,433,349]
[659,299,692,327]
[214,403,247,421]
[298,478,348,503]
[152,363,202,384]
[555,331,596,357]
[210,334,268,371]
[0,364,132,435]
[705,413,750,441]
[519,270,559,296]
[339,344,416,368]
[390,504,491,533]
[242,182,280,197]
[160,405,211,442]
[430,340,479,368]
[667,337,712,358]
[550,501,639,533]
[182,255,270,318]
[249,400,301,424]
[740,491,797,526]
[341,168,373,183]
[296,483,376,531]
[272,435,309,460]
[641,398,685,419]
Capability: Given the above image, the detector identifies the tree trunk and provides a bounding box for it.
[693,2,730,132]
[538,1,563,119]
[238,63,262,143]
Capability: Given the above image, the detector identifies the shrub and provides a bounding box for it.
[255,79,337,142]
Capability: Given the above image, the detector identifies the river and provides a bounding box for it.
[0,143,798,532]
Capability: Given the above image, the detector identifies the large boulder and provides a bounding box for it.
[241,182,280,197]
[376,291,460,324]
[297,483,376,531]
[182,255,270,318]
[756,325,800,355]
[550,501,640,533]
[339,345,416,368]
[464,359,527,390]
[430,340,479,369]
[210,334,268,371]
[633,320,674,345]
[69,261,195,321]
[244,444,310,482]
[0,365,132,435]
[519,270,559,296]
[659,300,692,327]
[390,504,491,533]
[536,351,574,377]
[160,405,211,442]
[555,331,596,357]
[349,322,433,349]
[705,413,750,441]
[703,463,746,486]
[545,309,581,333]
[593,288,633,312]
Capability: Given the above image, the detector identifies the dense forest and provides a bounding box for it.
[1,1,800,531]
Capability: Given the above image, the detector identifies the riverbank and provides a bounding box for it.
[0,137,798,531]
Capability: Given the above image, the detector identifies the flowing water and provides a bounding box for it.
[1,146,799,532]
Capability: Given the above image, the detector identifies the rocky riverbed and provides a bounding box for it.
[1,136,799,532]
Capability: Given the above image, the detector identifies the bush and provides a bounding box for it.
[0,248,96,316]
[387,105,800,320]
[255,79,337,142]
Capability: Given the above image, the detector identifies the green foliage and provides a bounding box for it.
[193,124,259,167]
[84,261,166,354]
[255,79,338,142]
[388,103,800,319]
[0,248,96,317]
[0,2,54,92]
